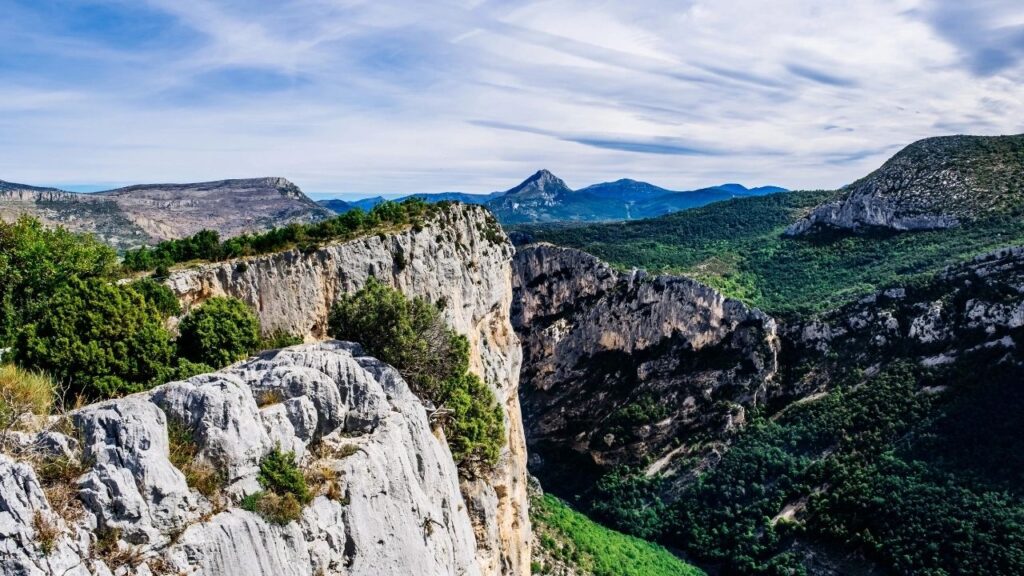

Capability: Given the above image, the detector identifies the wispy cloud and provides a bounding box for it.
[0,0,1021,194]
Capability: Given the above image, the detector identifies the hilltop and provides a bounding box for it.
[788,134,1024,234]
[0,177,331,249]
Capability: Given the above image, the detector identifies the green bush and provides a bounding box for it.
[177,297,261,368]
[327,278,504,469]
[13,277,175,401]
[244,448,312,524]
[327,277,467,398]
[0,216,118,346]
[441,372,504,467]
[258,447,312,504]
[128,278,181,317]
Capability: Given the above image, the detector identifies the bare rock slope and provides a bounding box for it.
[0,177,330,249]
[165,203,530,576]
[0,342,481,576]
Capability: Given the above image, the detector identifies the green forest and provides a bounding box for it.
[516,190,1024,317]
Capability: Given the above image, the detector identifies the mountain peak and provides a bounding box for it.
[504,170,572,198]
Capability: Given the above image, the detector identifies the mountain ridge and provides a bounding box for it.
[0,177,331,249]
[316,172,788,224]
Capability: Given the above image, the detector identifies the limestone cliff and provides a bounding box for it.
[511,244,779,494]
[164,204,530,576]
[0,342,482,575]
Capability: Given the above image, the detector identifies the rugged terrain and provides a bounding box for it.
[0,342,483,576]
[0,178,330,249]
[512,244,779,493]
[163,203,530,576]
[787,134,1024,234]
[511,134,1024,574]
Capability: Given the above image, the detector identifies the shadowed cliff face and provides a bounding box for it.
[165,204,530,576]
[511,244,779,494]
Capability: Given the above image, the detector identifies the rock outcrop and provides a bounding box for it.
[0,342,482,576]
[0,178,330,249]
[788,245,1024,368]
[165,204,530,576]
[786,134,1024,235]
[512,244,779,493]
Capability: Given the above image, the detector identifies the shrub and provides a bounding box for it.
[13,278,175,401]
[177,297,260,368]
[442,373,504,468]
[241,491,303,525]
[258,330,303,351]
[0,216,118,347]
[128,278,181,317]
[327,277,467,398]
[258,447,312,504]
[240,448,312,525]
[327,278,504,471]
[0,364,54,438]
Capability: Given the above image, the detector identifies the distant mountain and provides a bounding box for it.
[488,172,787,224]
[0,177,331,249]
[576,178,675,200]
[787,134,1024,235]
[318,199,353,213]
[316,170,787,224]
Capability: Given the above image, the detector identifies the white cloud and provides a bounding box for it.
[0,0,1021,194]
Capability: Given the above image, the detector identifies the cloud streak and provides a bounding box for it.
[0,0,1021,195]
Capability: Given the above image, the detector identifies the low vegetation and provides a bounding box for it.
[0,364,55,440]
[328,278,504,471]
[167,421,225,500]
[242,448,313,525]
[531,492,704,576]
[122,198,442,273]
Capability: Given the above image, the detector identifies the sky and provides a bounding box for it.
[0,0,1022,197]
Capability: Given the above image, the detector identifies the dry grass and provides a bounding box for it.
[167,421,225,501]
[0,364,55,441]
[240,491,304,525]
[32,511,60,555]
[256,389,285,407]
[94,527,144,570]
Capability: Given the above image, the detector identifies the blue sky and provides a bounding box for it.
[0,0,1022,196]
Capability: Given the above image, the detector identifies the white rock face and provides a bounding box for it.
[164,204,530,576]
[0,343,484,576]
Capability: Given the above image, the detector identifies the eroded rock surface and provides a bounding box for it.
[512,244,779,492]
[165,203,530,576]
[0,342,483,576]
[787,134,1024,235]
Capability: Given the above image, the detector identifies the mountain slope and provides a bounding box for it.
[95,177,331,240]
[0,177,332,249]
[788,134,1024,234]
